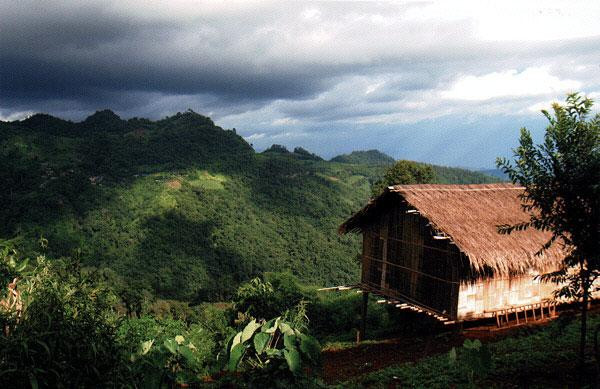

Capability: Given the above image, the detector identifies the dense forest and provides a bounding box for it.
[0,109,497,302]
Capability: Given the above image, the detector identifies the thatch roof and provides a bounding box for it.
[340,183,565,276]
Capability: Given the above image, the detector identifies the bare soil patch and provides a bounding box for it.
[166,179,182,189]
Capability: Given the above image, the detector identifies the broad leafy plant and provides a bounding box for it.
[448,339,493,387]
[225,316,321,386]
[131,332,214,386]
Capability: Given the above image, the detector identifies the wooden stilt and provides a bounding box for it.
[358,291,369,343]
[524,306,528,323]
[515,308,519,324]
[532,304,536,321]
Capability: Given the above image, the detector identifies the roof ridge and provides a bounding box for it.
[391,187,524,192]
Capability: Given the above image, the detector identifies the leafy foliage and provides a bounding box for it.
[371,159,435,196]
[225,316,321,387]
[233,273,316,321]
[497,93,600,367]
[0,247,126,387]
[130,330,215,386]
[448,339,492,386]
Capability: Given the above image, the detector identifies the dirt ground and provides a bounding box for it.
[320,316,560,384]
[321,333,465,383]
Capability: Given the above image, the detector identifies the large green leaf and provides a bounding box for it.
[230,332,242,351]
[179,345,197,365]
[265,348,282,358]
[279,321,294,335]
[283,334,297,351]
[299,335,320,362]
[241,319,261,343]
[253,332,270,354]
[140,339,154,355]
[283,349,301,374]
[163,338,177,355]
[227,343,245,371]
[265,317,281,334]
[261,318,276,333]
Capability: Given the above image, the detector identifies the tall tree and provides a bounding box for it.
[371,160,435,197]
[497,93,600,371]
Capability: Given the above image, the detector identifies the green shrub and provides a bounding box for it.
[224,316,321,387]
[0,254,127,387]
[233,273,316,321]
[130,328,216,386]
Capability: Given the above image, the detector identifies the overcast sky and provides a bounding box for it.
[2,1,600,168]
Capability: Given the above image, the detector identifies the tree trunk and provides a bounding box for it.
[580,264,590,374]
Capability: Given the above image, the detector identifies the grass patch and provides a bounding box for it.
[187,170,227,190]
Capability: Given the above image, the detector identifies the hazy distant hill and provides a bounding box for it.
[330,150,395,165]
[1,110,497,301]
[478,168,509,180]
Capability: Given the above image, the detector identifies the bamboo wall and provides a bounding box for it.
[361,204,460,318]
[456,273,557,320]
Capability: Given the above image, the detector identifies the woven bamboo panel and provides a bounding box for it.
[457,273,556,320]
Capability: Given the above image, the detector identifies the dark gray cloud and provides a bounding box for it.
[3,1,600,167]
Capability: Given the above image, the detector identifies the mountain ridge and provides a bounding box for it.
[1,111,498,300]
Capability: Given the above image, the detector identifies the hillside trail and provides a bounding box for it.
[320,317,558,384]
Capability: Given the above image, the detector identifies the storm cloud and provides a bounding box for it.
[2,1,600,167]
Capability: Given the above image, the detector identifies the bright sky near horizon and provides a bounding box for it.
[2,0,600,167]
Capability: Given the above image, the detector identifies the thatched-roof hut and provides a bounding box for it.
[340,183,565,322]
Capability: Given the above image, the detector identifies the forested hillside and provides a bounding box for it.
[0,110,497,301]
[330,150,395,165]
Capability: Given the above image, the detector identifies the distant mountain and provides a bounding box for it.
[262,144,323,161]
[1,111,500,302]
[478,168,508,180]
[429,165,499,184]
[330,150,395,165]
